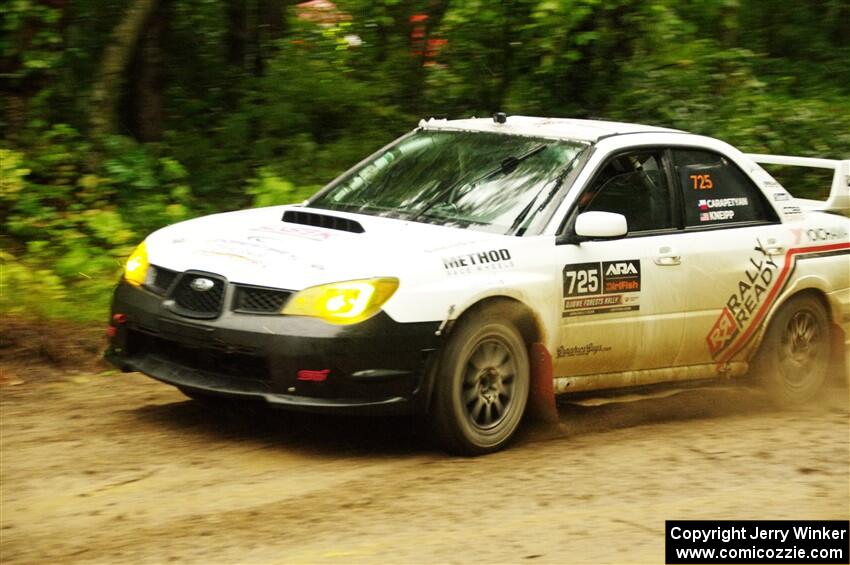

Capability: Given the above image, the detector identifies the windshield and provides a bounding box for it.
[308,130,587,234]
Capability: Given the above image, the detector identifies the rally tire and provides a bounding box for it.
[431,307,530,456]
[754,294,831,406]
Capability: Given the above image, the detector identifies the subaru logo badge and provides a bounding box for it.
[190,277,214,292]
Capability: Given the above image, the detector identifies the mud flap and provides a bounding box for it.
[527,342,558,423]
[830,324,848,386]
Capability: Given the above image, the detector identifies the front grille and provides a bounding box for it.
[171,273,225,318]
[146,265,179,295]
[232,285,292,314]
[128,330,270,381]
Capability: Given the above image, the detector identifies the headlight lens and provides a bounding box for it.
[123,241,149,286]
[282,277,399,325]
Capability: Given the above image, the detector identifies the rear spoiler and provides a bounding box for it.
[747,154,850,216]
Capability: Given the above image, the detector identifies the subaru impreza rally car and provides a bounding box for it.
[106,116,850,454]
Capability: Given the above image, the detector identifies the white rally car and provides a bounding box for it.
[107,116,850,455]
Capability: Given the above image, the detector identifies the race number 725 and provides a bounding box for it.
[563,263,601,297]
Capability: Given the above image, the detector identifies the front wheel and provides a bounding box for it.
[431,308,530,455]
[753,294,831,406]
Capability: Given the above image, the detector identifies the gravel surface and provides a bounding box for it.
[1,365,848,564]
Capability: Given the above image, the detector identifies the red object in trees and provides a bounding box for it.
[409,13,447,63]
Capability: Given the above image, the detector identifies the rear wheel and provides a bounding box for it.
[754,294,831,406]
[431,307,530,455]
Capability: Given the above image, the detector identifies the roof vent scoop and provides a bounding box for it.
[282,210,365,233]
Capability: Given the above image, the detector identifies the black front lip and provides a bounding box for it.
[106,281,443,415]
[108,353,413,414]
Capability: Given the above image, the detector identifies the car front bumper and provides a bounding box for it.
[105,282,443,414]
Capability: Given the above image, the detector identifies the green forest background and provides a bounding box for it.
[2,0,849,323]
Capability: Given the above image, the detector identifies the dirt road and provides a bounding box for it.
[1,366,848,564]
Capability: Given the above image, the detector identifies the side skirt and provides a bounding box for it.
[554,362,749,395]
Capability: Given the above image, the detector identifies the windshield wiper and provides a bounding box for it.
[471,143,549,185]
[508,150,583,235]
[410,143,549,222]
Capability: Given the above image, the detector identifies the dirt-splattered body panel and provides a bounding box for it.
[108,117,850,410]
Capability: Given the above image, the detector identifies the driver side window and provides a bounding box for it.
[578,151,673,233]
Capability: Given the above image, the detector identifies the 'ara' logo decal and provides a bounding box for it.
[602,260,641,293]
[605,262,638,276]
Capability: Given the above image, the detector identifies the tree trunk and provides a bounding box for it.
[89,0,160,136]
[493,0,517,113]
[127,0,167,141]
[227,0,248,68]
[252,0,286,76]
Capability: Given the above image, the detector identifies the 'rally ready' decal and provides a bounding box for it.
[562,260,641,317]
[707,239,850,364]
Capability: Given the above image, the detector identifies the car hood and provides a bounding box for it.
[145,205,510,290]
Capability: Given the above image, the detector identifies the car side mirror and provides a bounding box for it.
[574,211,628,240]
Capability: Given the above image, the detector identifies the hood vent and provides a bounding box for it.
[282,209,365,233]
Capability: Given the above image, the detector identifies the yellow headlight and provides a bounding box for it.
[282,278,399,325]
[123,241,149,286]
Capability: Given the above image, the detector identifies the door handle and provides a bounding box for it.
[654,255,681,266]
[654,246,681,266]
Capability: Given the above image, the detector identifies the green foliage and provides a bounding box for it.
[0,0,64,82]
[3,0,849,322]
[0,250,114,322]
[247,168,317,208]
[0,149,30,197]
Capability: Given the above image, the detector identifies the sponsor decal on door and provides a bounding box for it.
[562,260,641,317]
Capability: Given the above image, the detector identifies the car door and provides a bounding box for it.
[553,149,687,378]
[663,147,785,367]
